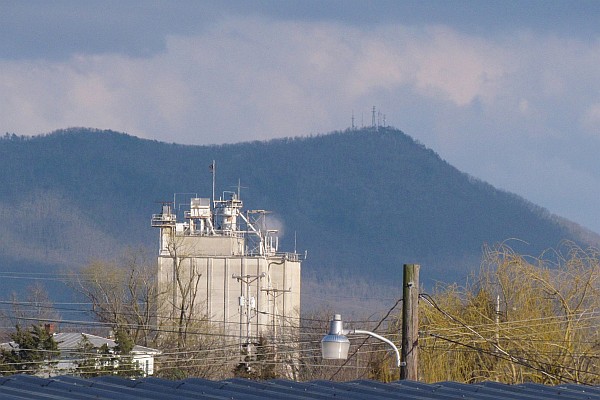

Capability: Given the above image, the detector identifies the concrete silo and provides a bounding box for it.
[151,187,301,360]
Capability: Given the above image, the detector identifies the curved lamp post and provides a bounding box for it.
[321,314,403,367]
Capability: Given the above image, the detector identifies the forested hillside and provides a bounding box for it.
[0,128,596,310]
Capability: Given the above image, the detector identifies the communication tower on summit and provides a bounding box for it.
[372,106,376,128]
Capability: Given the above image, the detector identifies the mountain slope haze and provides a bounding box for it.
[0,128,596,311]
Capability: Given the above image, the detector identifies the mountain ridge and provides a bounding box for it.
[0,127,597,311]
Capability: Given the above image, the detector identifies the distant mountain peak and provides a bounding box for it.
[0,126,596,312]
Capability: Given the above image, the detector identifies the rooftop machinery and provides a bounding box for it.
[152,191,282,258]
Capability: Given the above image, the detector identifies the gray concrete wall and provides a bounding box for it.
[157,253,301,345]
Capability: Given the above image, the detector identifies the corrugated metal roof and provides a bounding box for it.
[0,375,599,400]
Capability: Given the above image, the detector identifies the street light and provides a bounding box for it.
[321,314,403,367]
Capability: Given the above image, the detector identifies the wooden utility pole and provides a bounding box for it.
[400,263,419,380]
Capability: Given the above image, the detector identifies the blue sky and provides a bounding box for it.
[2,1,600,234]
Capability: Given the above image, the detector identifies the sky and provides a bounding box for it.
[2,1,600,234]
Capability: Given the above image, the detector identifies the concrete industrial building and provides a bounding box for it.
[151,184,301,355]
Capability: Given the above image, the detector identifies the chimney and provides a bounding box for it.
[44,323,55,334]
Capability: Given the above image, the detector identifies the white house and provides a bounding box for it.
[53,332,161,377]
[1,332,160,377]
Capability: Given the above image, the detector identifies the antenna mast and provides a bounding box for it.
[372,106,376,129]
[210,160,216,207]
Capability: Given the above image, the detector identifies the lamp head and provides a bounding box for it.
[321,314,350,360]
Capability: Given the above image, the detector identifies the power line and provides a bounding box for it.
[428,332,600,384]
[420,293,600,384]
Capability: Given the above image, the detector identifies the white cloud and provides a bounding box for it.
[2,16,600,231]
[2,18,597,143]
[406,26,509,107]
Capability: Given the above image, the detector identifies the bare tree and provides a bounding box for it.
[0,283,62,341]
[172,241,201,351]
[69,248,157,346]
[70,245,237,378]
[153,236,237,379]
[154,318,235,379]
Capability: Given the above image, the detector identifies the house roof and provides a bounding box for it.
[53,332,160,354]
[1,333,160,355]
[0,375,599,400]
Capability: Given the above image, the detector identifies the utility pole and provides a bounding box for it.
[233,272,265,368]
[261,287,291,343]
[401,263,419,380]
[494,294,501,382]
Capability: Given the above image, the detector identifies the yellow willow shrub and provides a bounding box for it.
[417,242,600,384]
